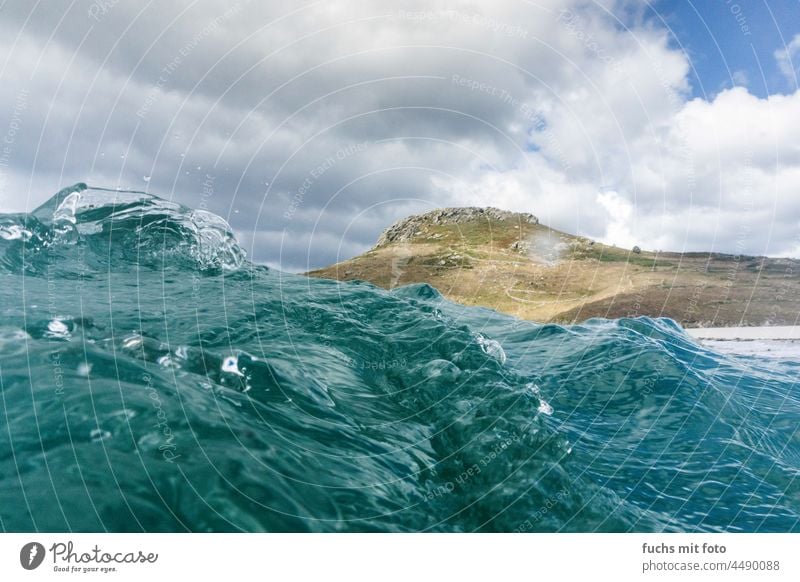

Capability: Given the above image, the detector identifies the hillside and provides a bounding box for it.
[306,207,800,327]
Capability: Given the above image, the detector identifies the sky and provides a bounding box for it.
[0,0,799,272]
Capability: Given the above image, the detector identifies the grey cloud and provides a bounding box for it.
[0,0,798,272]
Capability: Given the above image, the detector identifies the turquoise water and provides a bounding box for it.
[1,183,798,532]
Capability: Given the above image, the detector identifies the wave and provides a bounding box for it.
[0,184,798,532]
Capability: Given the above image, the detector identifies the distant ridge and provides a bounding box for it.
[307,207,800,328]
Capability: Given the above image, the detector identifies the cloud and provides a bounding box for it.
[596,190,636,249]
[731,70,748,87]
[0,0,799,272]
[775,33,800,85]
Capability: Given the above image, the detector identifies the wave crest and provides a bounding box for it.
[0,183,245,273]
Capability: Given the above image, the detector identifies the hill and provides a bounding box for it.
[306,207,800,327]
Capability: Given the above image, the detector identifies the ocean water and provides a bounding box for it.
[1,183,799,532]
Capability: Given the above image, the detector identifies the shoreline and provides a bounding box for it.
[685,325,800,341]
[685,326,800,358]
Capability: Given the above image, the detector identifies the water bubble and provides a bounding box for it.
[157,355,178,368]
[221,355,244,377]
[77,362,92,377]
[45,319,71,339]
[122,334,143,349]
[537,400,554,416]
[476,334,506,364]
[90,428,111,442]
[116,409,136,421]
[0,224,32,240]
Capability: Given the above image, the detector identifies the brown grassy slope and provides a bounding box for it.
[306,209,800,327]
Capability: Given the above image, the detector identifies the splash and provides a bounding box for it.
[1,183,244,274]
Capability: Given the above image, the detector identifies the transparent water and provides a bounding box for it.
[1,184,798,532]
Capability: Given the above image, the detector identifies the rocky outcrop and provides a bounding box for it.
[375,206,538,247]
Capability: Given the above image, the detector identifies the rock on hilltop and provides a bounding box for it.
[375,207,538,247]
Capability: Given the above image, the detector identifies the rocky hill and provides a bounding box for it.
[375,207,538,246]
[307,207,800,327]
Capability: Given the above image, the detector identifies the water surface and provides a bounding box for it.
[1,184,798,532]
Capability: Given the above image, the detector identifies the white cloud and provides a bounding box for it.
[596,190,636,249]
[775,34,800,85]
